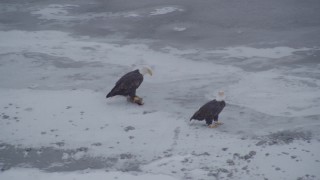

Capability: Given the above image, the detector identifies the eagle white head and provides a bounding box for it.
[139,66,153,76]
[216,90,225,101]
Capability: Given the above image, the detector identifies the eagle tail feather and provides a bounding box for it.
[190,111,202,121]
[106,93,112,98]
[106,90,115,98]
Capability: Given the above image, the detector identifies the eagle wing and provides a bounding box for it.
[106,70,143,98]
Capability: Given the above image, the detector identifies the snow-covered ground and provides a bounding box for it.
[1,1,320,180]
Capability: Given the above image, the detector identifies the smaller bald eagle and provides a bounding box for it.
[190,91,226,128]
[106,67,152,105]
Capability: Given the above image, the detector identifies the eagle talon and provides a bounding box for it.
[208,122,223,128]
[208,124,218,128]
[128,96,144,105]
[134,96,144,105]
[133,96,140,102]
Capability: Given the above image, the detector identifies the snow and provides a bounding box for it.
[173,27,187,32]
[31,4,79,21]
[30,4,185,21]
[229,69,320,117]
[1,1,320,180]
[150,7,184,16]
[0,168,179,180]
[208,46,314,59]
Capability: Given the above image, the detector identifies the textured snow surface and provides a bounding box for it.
[1,1,320,180]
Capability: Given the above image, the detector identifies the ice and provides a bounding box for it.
[208,46,314,59]
[0,168,179,180]
[0,1,320,180]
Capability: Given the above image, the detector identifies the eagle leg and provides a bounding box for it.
[212,115,223,126]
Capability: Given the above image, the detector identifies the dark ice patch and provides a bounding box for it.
[291,155,297,159]
[124,126,135,132]
[91,142,102,146]
[118,161,141,172]
[53,142,65,147]
[226,159,235,166]
[222,147,228,151]
[244,151,256,160]
[0,143,141,172]
[192,152,210,156]
[24,107,33,112]
[218,168,229,173]
[66,73,102,81]
[256,130,312,146]
[232,151,256,161]
[81,46,96,51]
[120,153,134,159]
[2,115,9,119]
[143,110,157,114]
[76,147,88,152]
[23,52,103,69]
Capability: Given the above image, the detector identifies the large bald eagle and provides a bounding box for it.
[106,67,152,105]
[190,91,226,128]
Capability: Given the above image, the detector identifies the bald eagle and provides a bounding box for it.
[106,67,152,105]
[190,91,226,128]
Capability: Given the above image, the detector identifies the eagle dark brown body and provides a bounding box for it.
[190,99,226,127]
[106,69,144,104]
[107,67,152,105]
